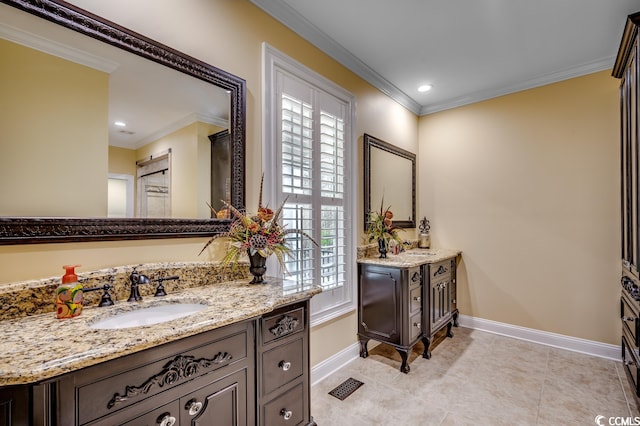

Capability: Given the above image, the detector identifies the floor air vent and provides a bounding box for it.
[328,377,364,401]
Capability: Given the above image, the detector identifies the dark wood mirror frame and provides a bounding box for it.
[363,133,416,230]
[0,0,246,244]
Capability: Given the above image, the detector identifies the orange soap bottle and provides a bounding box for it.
[56,265,83,319]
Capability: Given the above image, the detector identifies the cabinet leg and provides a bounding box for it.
[396,349,410,374]
[421,336,431,359]
[358,338,369,358]
[446,321,454,338]
[453,310,459,327]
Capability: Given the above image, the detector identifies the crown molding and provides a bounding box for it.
[420,56,615,115]
[250,0,422,115]
[0,21,119,72]
[251,0,615,117]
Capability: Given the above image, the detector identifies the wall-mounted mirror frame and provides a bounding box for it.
[364,133,416,230]
[0,0,246,244]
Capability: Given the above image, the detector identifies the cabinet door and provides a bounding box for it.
[180,368,249,426]
[430,278,451,332]
[358,266,401,344]
[0,386,29,426]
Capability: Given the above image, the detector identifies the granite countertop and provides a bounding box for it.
[0,278,321,386]
[357,247,461,268]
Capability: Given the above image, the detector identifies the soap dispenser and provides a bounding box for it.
[56,265,83,319]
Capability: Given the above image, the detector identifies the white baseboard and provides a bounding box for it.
[458,314,621,361]
[310,342,360,386]
[310,316,621,384]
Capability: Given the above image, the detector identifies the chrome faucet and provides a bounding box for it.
[127,267,150,302]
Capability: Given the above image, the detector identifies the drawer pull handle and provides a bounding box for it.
[280,409,293,420]
[157,413,176,426]
[186,399,203,416]
[623,316,636,322]
[413,296,421,302]
[625,360,637,367]
[411,272,421,282]
[279,360,292,371]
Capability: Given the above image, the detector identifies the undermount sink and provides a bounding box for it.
[89,303,208,330]
[404,251,435,256]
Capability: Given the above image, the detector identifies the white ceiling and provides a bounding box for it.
[251,0,640,115]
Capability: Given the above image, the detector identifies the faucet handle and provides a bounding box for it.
[84,282,115,307]
[153,275,179,297]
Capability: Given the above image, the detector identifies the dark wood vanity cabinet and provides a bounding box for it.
[0,386,28,426]
[357,264,423,373]
[614,11,640,410]
[423,258,459,359]
[58,320,254,426]
[357,257,458,373]
[1,300,313,426]
[257,302,312,426]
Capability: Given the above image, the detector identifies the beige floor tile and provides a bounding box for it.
[311,329,632,426]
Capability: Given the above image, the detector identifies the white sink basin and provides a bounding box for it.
[404,251,435,256]
[89,303,208,330]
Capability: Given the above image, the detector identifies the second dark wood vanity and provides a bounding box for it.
[357,248,460,373]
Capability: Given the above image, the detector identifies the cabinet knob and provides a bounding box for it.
[280,409,293,420]
[279,360,292,371]
[623,316,636,322]
[413,296,421,302]
[413,322,421,328]
[157,413,176,426]
[185,399,203,416]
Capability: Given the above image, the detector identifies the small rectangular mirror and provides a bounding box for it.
[364,133,416,230]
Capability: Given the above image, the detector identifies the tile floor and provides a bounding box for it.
[311,327,639,425]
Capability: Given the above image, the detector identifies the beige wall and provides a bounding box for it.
[419,70,620,344]
[0,0,418,367]
[1,0,620,368]
[0,39,108,216]
[108,146,136,177]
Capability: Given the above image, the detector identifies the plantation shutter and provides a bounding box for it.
[264,44,355,323]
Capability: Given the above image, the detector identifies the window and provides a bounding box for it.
[263,44,356,325]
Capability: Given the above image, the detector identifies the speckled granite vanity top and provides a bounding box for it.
[357,247,461,267]
[0,264,321,386]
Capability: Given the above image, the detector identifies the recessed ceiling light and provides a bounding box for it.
[114,121,127,127]
[418,84,433,93]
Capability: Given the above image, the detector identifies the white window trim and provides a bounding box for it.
[262,43,357,326]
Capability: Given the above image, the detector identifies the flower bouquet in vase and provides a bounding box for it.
[201,175,317,283]
[365,199,403,258]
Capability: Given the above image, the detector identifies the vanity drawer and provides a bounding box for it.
[623,334,640,398]
[261,382,304,426]
[261,337,304,395]
[261,303,305,345]
[410,312,422,342]
[76,324,249,425]
[408,267,422,288]
[622,294,639,347]
[429,259,452,282]
[409,285,422,314]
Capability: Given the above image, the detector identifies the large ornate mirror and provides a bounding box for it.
[0,0,245,244]
[364,133,416,230]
